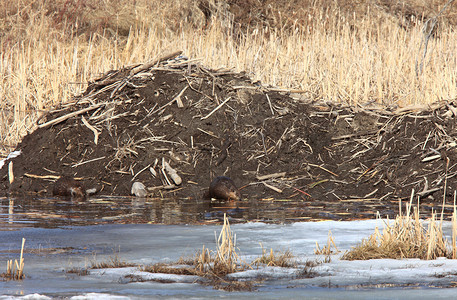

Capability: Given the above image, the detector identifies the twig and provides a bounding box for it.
[422,154,441,162]
[24,173,60,179]
[131,163,152,182]
[256,172,286,181]
[197,128,219,138]
[72,156,106,168]
[266,94,274,115]
[81,116,100,145]
[173,86,188,108]
[38,103,106,128]
[416,187,442,197]
[308,163,339,177]
[8,161,14,184]
[262,182,282,193]
[129,51,183,76]
[201,97,232,120]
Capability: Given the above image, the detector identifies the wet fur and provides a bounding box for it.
[53,176,86,199]
[208,176,241,201]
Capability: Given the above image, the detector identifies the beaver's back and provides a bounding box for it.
[208,176,241,201]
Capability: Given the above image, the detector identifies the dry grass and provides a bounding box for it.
[1,238,25,280]
[252,244,295,268]
[90,253,136,269]
[342,191,457,260]
[314,230,340,262]
[1,0,457,156]
[193,214,245,276]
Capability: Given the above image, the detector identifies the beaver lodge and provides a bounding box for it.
[2,52,457,221]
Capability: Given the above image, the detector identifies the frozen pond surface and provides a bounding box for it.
[2,219,457,299]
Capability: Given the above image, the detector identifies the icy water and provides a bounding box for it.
[2,196,457,299]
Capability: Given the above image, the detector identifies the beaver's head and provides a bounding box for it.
[69,186,86,199]
[227,187,241,201]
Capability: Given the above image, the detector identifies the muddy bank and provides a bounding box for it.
[1,53,457,219]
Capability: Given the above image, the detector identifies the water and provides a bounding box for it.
[1,197,457,299]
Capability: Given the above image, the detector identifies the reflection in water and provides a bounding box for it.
[9,198,13,224]
[0,195,454,229]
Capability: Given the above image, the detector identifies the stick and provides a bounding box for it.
[173,86,188,108]
[263,182,282,193]
[81,116,100,145]
[201,97,232,120]
[129,51,183,76]
[266,94,274,115]
[71,156,106,168]
[163,160,182,185]
[308,163,339,177]
[24,173,60,179]
[256,172,286,181]
[38,103,106,128]
[8,161,13,184]
[422,154,441,162]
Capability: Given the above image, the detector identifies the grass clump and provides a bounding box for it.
[252,244,295,268]
[314,230,340,263]
[342,191,457,260]
[141,214,253,291]
[90,253,136,269]
[1,238,25,281]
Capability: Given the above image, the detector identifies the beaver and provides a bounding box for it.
[53,176,86,199]
[205,176,241,201]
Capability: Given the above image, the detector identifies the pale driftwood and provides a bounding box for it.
[308,163,339,177]
[71,156,106,168]
[173,86,188,108]
[266,93,274,115]
[8,161,13,184]
[38,102,106,128]
[81,116,100,145]
[149,166,157,177]
[262,182,282,193]
[416,187,442,197]
[163,159,182,185]
[147,184,177,191]
[131,163,152,182]
[129,50,183,76]
[24,173,60,180]
[256,172,286,181]
[422,154,441,162]
[201,97,232,120]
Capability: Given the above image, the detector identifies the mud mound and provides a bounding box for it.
[2,52,457,217]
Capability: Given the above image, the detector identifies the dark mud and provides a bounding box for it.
[2,55,457,223]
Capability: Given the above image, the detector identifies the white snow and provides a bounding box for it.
[1,219,457,298]
[0,150,21,170]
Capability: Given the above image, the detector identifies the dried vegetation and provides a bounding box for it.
[74,215,313,291]
[343,190,457,260]
[1,238,25,281]
[2,0,457,156]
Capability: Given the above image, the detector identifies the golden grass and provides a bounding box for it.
[1,238,25,280]
[90,253,136,269]
[314,230,340,255]
[252,244,295,267]
[1,1,457,156]
[193,214,245,276]
[342,191,457,260]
